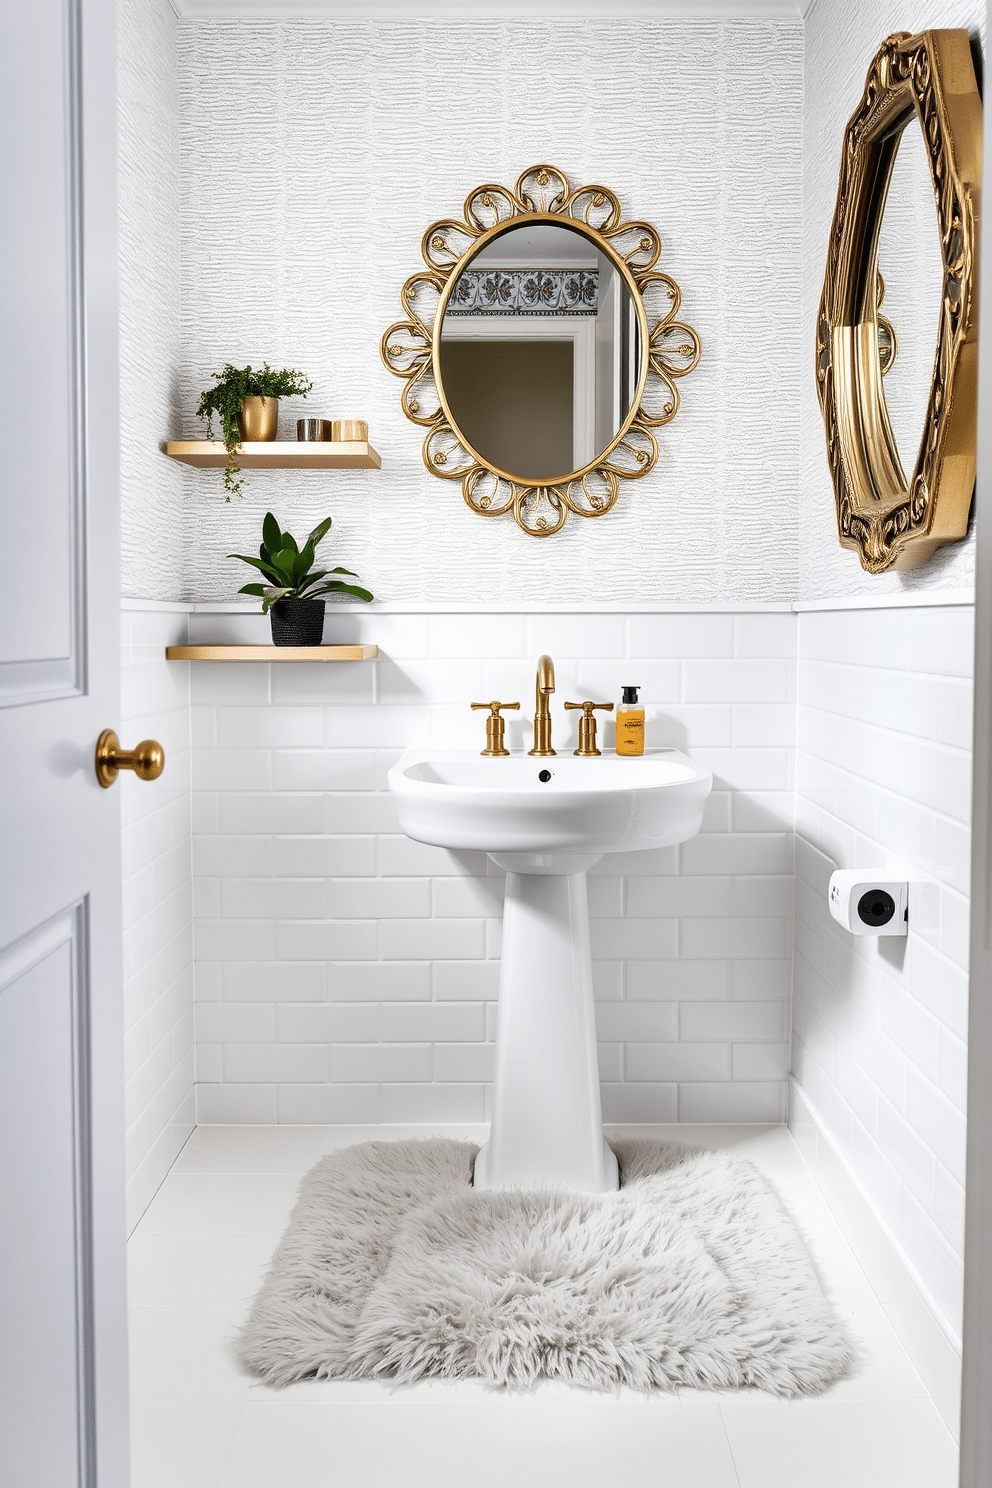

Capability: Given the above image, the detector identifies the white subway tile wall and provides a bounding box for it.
[120,609,195,1231]
[185,608,796,1129]
[792,605,974,1344]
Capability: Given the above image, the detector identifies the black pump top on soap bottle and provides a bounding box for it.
[621,686,640,705]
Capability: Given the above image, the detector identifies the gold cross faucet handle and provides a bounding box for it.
[470,700,521,757]
[564,700,614,757]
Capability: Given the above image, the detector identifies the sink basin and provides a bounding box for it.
[389,749,711,870]
[387,748,713,1194]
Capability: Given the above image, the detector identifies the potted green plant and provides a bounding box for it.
[229,511,373,646]
[196,363,314,498]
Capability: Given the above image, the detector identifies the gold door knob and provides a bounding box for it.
[95,729,165,788]
[470,701,520,757]
[564,700,614,756]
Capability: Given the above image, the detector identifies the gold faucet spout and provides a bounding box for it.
[528,654,556,756]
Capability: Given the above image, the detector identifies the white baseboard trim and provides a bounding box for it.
[789,1078,962,1440]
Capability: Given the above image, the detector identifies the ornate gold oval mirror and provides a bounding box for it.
[381,165,700,537]
[816,30,982,573]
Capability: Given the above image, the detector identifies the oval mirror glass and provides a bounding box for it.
[437,221,642,484]
[875,121,945,480]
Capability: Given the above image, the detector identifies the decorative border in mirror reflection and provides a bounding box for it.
[816,30,981,574]
[381,164,701,538]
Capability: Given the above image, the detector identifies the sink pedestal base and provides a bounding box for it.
[473,864,619,1193]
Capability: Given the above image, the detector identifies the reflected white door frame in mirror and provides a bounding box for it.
[816,30,982,574]
[381,164,700,537]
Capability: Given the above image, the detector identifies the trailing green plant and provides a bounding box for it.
[196,363,314,498]
[229,512,373,612]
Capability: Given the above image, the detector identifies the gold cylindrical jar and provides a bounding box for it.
[331,419,368,442]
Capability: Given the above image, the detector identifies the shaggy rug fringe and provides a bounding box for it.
[236,1137,853,1396]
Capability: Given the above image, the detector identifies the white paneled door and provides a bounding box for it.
[0,2,130,1485]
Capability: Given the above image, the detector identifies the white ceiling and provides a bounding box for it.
[171,0,810,19]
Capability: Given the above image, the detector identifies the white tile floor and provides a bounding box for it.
[127,1124,959,1488]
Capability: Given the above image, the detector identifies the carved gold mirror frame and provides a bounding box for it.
[381,164,700,537]
[816,30,982,573]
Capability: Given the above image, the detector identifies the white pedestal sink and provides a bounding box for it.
[387,750,712,1193]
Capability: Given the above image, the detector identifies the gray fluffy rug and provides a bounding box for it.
[237,1137,853,1395]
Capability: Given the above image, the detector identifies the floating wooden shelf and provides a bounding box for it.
[166,644,378,662]
[163,440,382,470]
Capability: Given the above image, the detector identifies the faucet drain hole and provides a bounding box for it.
[538,769,553,783]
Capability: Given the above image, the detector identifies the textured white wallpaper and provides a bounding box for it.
[799,0,984,601]
[154,17,805,605]
[118,0,185,600]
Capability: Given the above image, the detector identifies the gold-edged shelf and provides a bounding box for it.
[163,440,382,470]
[166,644,378,662]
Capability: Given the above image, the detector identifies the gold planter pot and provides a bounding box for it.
[238,395,279,442]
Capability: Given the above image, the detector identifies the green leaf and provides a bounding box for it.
[305,517,333,549]
[229,552,283,585]
[269,553,298,588]
[237,583,266,596]
[282,532,299,554]
[293,543,315,585]
[327,565,359,577]
[297,568,330,586]
[262,512,282,554]
[316,581,374,603]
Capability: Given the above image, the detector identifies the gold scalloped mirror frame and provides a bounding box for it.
[816,30,982,574]
[381,164,701,538]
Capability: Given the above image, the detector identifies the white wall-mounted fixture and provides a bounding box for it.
[828,869,908,937]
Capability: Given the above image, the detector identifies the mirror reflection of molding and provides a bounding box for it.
[447,267,600,316]
[381,164,700,538]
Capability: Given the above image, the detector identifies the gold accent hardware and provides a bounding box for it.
[816,30,981,573]
[95,729,165,789]
[528,655,556,757]
[471,700,521,757]
[565,700,614,757]
[380,163,700,538]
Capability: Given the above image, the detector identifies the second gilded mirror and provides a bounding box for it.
[816,30,982,573]
[382,165,700,537]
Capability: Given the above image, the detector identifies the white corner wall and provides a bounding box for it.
[789,0,983,1419]
[792,601,973,1353]
[120,607,195,1231]
[118,0,186,601]
[119,0,198,1228]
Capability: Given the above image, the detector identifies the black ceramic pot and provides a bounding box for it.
[270,599,325,647]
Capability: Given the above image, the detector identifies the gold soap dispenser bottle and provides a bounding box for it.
[616,685,645,756]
